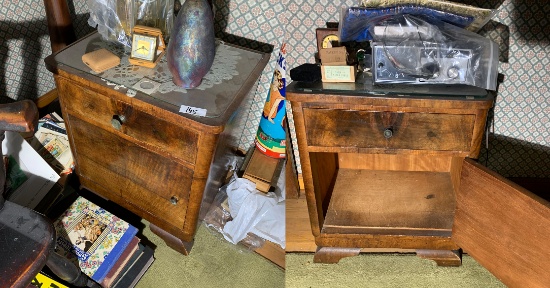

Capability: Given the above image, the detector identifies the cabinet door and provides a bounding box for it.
[453,159,550,288]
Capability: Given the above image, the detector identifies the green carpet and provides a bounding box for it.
[286,253,506,288]
[136,222,284,288]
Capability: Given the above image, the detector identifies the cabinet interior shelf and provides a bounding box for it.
[322,169,456,237]
[312,152,461,238]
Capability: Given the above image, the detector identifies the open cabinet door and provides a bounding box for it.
[453,159,550,288]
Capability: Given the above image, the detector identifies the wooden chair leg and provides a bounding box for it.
[313,246,361,264]
[35,89,59,109]
[43,0,76,53]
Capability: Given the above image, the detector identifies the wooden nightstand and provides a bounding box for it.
[45,32,269,255]
[288,80,550,286]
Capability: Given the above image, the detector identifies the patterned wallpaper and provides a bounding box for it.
[1,0,548,177]
[212,0,288,150]
[285,0,550,178]
[0,1,92,104]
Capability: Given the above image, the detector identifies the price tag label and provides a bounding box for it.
[179,105,207,117]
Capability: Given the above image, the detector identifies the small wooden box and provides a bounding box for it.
[241,147,284,193]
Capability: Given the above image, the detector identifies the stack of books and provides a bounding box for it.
[31,196,154,288]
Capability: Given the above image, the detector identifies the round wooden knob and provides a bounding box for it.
[383,127,393,139]
[111,115,126,130]
[170,196,178,205]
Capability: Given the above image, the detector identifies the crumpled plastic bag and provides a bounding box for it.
[87,0,134,47]
[87,0,174,47]
[222,174,285,249]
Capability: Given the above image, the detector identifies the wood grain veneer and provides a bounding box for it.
[453,159,550,287]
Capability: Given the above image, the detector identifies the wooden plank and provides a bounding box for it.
[35,89,59,108]
[286,198,317,252]
[285,127,300,199]
[285,157,300,199]
[324,169,455,233]
[297,174,305,191]
[254,240,285,269]
[286,198,424,253]
[309,152,338,220]
[338,153,452,172]
[453,159,550,288]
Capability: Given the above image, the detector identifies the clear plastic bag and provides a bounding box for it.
[87,0,132,47]
[339,4,496,43]
[87,0,174,47]
[203,179,265,251]
[368,14,498,90]
[134,0,174,41]
[357,0,496,32]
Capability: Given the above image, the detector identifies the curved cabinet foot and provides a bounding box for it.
[313,246,361,264]
[150,223,194,256]
[416,249,462,267]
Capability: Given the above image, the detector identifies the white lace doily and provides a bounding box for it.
[90,39,241,94]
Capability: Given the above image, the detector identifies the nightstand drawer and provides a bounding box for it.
[77,157,187,227]
[303,108,475,152]
[58,78,198,165]
[69,116,193,222]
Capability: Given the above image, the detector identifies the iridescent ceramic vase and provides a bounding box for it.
[166,0,215,88]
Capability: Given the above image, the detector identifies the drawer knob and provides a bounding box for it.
[111,115,126,130]
[383,127,393,139]
[170,196,179,205]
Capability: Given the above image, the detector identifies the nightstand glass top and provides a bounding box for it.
[50,32,267,119]
[289,72,490,99]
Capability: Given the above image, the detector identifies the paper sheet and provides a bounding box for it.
[2,131,60,208]
[222,172,286,249]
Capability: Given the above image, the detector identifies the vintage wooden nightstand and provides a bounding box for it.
[45,32,269,255]
[288,78,550,286]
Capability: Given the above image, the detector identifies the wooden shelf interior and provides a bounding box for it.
[310,153,463,237]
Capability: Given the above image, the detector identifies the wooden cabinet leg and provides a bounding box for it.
[416,249,462,267]
[150,223,194,256]
[313,246,361,264]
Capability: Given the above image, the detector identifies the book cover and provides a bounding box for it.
[53,196,138,284]
[110,242,145,286]
[113,243,155,288]
[100,236,140,287]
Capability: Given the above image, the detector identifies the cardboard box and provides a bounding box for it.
[319,46,347,65]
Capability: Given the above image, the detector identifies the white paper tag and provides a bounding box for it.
[179,105,207,117]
